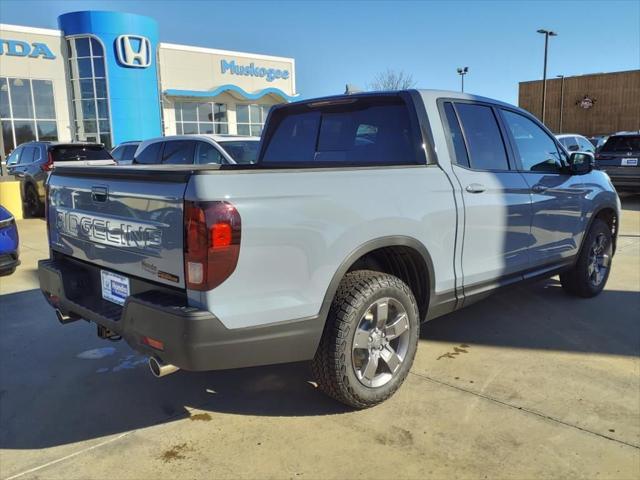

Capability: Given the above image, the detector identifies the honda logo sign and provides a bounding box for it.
[115,35,151,68]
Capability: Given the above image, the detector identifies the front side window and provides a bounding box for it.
[67,36,111,148]
[261,97,420,166]
[236,104,270,136]
[0,77,58,156]
[455,103,509,171]
[6,146,22,165]
[175,102,228,135]
[501,109,564,172]
[111,145,125,161]
[135,142,163,164]
[161,140,195,164]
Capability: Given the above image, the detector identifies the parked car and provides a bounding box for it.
[595,133,640,192]
[111,141,141,165]
[0,205,19,276]
[39,90,619,408]
[556,134,595,154]
[132,135,260,165]
[7,142,114,217]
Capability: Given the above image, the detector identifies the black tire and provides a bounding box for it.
[311,270,420,409]
[560,219,613,298]
[23,184,43,218]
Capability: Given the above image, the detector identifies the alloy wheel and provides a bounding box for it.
[351,297,411,388]
[587,233,610,287]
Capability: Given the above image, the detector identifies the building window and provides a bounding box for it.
[67,36,111,148]
[0,77,58,156]
[175,102,228,135]
[236,104,271,136]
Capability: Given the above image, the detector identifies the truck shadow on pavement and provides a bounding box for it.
[422,279,640,357]
[1,278,638,449]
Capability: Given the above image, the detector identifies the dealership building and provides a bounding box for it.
[519,70,640,137]
[0,10,297,158]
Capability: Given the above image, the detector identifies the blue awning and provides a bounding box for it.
[163,84,297,102]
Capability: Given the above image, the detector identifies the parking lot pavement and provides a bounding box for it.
[1,196,639,479]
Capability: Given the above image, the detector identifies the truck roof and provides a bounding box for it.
[286,89,518,110]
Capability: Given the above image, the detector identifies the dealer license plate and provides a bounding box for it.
[621,158,638,166]
[101,270,130,306]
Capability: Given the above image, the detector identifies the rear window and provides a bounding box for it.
[600,135,640,153]
[260,97,421,166]
[51,145,112,162]
[219,140,260,164]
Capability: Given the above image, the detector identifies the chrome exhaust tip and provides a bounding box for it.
[55,309,79,324]
[148,357,179,378]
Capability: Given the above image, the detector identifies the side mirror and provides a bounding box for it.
[569,152,594,175]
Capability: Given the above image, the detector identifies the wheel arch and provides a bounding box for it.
[583,206,619,256]
[317,236,434,326]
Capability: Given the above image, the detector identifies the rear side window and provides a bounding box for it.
[442,102,470,168]
[51,146,111,161]
[135,142,163,164]
[194,141,224,164]
[162,140,196,165]
[455,103,509,171]
[219,140,259,164]
[601,135,640,153]
[261,97,420,166]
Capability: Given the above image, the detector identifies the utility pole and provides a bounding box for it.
[557,74,565,133]
[537,29,557,124]
[456,67,468,92]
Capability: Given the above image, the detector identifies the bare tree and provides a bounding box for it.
[368,69,416,91]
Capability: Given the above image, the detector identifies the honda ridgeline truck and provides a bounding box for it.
[38,90,620,408]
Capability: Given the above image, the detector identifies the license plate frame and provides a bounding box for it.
[621,158,638,166]
[101,270,130,306]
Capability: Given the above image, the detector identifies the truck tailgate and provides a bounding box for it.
[48,166,191,288]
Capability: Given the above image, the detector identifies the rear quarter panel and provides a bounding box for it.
[186,166,457,329]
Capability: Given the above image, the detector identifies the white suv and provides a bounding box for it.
[133,135,260,165]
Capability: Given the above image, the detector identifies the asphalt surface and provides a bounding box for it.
[0,195,639,479]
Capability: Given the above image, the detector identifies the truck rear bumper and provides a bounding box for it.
[38,257,323,372]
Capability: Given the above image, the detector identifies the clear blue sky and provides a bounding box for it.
[1,0,638,104]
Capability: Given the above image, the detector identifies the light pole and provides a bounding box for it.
[536,29,557,124]
[557,74,565,133]
[457,67,468,93]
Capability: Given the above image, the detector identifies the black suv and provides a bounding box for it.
[595,133,640,192]
[6,142,114,217]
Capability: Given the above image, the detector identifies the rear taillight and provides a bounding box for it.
[41,152,54,172]
[184,200,241,291]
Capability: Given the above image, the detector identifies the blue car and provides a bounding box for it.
[0,206,20,276]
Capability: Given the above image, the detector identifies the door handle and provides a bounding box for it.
[465,183,486,194]
[532,184,548,193]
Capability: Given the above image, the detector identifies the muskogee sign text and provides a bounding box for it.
[221,59,289,82]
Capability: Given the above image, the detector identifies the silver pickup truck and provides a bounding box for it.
[38,90,620,408]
